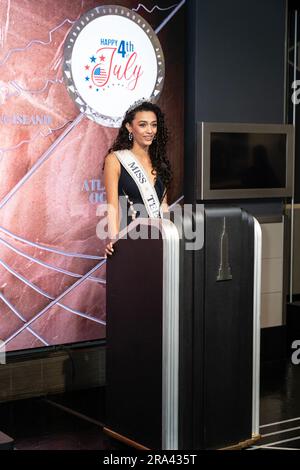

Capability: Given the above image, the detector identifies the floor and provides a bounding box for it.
[249,360,300,450]
[0,387,129,451]
[1,359,300,451]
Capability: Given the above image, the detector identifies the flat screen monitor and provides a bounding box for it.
[197,122,294,200]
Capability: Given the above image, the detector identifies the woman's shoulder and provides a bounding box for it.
[106,149,129,162]
[104,152,121,174]
[105,152,121,164]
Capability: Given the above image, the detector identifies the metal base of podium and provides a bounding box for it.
[104,427,150,450]
[219,434,261,450]
[103,427,261,451]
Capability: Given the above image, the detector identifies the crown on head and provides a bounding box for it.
[126,97,153,114]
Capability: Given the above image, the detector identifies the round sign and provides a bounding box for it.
[63,5,165,127]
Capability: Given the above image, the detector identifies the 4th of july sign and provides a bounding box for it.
[63,5,165,128]
[88,42,142,91]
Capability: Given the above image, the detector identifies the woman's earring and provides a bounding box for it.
[128,132,133,141]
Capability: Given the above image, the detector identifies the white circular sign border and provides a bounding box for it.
[63,5,165,128]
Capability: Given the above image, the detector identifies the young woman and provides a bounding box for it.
[103,100,172,256]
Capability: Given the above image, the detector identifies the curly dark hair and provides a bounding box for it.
[108,101,172,188]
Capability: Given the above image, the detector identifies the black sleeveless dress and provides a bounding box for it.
[118,165,165,228]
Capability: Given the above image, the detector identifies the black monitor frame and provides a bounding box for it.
[196,122,294,200]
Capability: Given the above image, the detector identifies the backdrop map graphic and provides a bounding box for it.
[0,0,184,352]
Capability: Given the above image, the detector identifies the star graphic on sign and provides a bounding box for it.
[85,76,90,81]
[90,55,96,63]
[85,65,90,70]
[100,55,105,61]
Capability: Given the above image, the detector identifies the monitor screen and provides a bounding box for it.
[210,132,286,190]
[197,122,294,200]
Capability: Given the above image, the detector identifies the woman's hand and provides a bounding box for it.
[105,241,115,258]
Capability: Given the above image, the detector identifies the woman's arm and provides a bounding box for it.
[103,153,120,255]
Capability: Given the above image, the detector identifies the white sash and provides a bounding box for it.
[114,149,163,218]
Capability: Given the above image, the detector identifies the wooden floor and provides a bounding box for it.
[248,360,300,450]
[1,359,300,451]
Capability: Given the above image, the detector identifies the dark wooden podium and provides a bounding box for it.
[105,219,179,449]
[105,210,261,449]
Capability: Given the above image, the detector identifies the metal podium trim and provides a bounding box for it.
[161,219,180,450]
[252,218,262,436]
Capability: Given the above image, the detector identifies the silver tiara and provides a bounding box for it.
[126,97,153,114]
